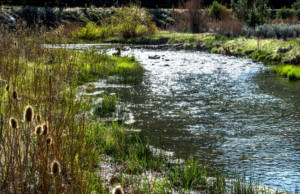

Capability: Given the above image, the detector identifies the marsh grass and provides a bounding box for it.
[94,94,118,117]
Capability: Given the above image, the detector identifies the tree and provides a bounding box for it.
[231,0,270,27]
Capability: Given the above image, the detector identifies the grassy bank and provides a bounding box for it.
[59,30,300,80]
[109,32,300,81]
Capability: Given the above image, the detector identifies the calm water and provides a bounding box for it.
[51,44,300,192]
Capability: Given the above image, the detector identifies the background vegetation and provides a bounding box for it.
[3,0,297,9]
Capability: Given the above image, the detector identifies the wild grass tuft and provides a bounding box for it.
[94,94,118,117]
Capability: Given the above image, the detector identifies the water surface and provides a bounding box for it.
[52,44,300,192]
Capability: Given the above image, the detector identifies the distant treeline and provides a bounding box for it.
[2,0,297,9]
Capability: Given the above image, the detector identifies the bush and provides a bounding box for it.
[207,1,229,20]
[243,23,300,39]
[231,0,270,27]
[17,7,58,28]
[73,5,157,39]
[292,0,300,20]
[276,7,296,20]
[172,0,207,33]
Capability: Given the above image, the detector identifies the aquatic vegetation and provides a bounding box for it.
[94,94,118,117]
[273,65,300,80]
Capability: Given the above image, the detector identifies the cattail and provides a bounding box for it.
[35,125,42,135]
[12,90,18,100]
[51,160,61,175]
[24,106,34,123]
[5,85,9,91]
[112,185,124,194]
[36,114,41,123]
[42,122,48,135]
[9,117,18,129]
[46,136,53,146]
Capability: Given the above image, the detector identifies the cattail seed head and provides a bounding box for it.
[46,136,53,146]
[42,122,48,135]
[112,185,124,194]
[35,125,42,136]
[24,106,34,123]
[36,114,41,123]
[51,160,61,175]
[12,90,18,100]
[9,117,18,129]
[5,85,9,91]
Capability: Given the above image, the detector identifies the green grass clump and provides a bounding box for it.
[273,65,300,80]
[69,51,143,85]
[94,94,118,117]
[73,5,157,40]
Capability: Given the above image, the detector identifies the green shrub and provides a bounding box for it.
[111,5,157,38]
[292,0,300,20]
[73,5,157,39]
[231,0,270,27]
[207,1,229,20]
[74,22,101,39]
[276,7,296,20]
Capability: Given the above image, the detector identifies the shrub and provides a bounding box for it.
[231,0,270,27]
[292,0,300,20]
[207,1,230,20]
[243,23,300,39]
[172,0,207,33]
[74,22,101,39]
[73,5,157,39]
[276,7,296,20]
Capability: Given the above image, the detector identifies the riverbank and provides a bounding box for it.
[62,31,300,80]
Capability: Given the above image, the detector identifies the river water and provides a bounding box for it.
[50,44,300,192]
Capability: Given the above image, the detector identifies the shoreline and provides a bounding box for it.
[55,31,300,80]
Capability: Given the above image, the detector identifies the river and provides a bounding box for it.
[50,44,300,192]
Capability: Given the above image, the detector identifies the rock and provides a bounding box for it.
[164,64,170,66]
[148,55,160,59]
